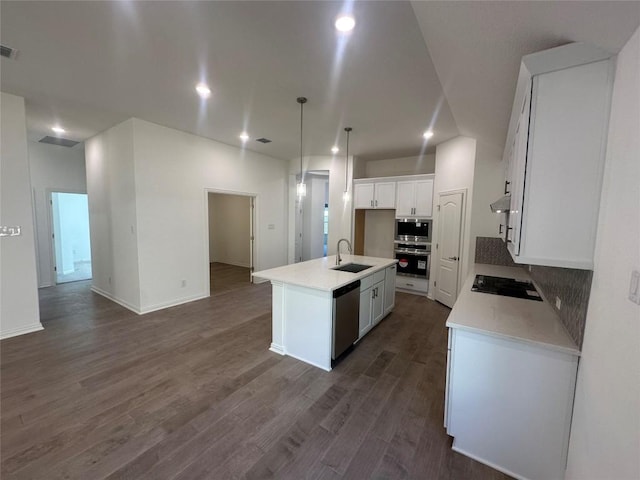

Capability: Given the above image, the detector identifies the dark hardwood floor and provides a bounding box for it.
[1,263,511,479]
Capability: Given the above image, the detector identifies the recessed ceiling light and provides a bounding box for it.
[331,146,339,154]
[423,130,434,139]
[335,15,355,33]
[195,83,211,99]
[52,126,65,134]
[239,132,249,142]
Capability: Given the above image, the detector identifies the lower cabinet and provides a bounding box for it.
[358,267,396,339]
[445,327,578,480]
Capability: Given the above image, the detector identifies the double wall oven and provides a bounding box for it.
[394,218,431,281]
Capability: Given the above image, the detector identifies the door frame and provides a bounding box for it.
[203,188,257,293]
[47,188,90,286]
[432,188,466,305]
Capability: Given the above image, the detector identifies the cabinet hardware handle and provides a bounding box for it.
[505,226,513,243]
[504,180,511,195]
[371,200,374,207]
[447,256,459,261]
[375,200,378,207]
[407,283,414,287]
[499,224,504,234]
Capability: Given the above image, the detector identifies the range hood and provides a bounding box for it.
[490,195,511,213]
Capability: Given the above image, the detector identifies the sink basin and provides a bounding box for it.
[332,263,373,273]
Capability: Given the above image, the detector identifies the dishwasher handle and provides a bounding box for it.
[333,280,361,298]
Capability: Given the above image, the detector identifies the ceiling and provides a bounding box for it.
[1,1,638,162]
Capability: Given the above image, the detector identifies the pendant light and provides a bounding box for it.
[343,127,352,202]
[296,97,308,197]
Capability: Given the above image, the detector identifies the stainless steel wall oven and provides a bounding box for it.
[394,218,431,279]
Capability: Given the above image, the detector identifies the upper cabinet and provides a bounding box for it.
[396,176,434,217]
[503,43,614,270]
[353,180,396,209]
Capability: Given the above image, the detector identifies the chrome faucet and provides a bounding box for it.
[336,238,352,265]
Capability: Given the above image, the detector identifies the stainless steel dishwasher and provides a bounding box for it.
[332,280,361,361]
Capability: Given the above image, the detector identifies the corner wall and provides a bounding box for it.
[430,136,477,297]
[0,92,42,339]
[85,119,142,312]
[132,119,288,312]
[566,27,640,480]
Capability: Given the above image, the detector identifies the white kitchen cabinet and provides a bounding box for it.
[502,43,614,269]
[358,269,388,338]
[383,264,396,316]
[396,176,434,217]
[446,327,578,480]
[353,180,396,209]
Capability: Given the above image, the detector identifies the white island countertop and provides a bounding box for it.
[253,255,397,292]
[447,264,580,356]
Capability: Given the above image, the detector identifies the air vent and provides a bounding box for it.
[256,137,272,144]
[0,44,18,59]
[39,136,80,148]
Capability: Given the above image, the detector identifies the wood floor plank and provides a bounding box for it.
[0,263,512,480]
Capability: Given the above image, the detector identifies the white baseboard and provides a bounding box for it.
[91,286,142,314]
[269,343,285,355]
[1,322,44,340]
[139,293,209,315]
[91,286,209,316]
[451,444,526,480]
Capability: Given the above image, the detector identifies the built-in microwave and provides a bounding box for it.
[395,218,432,243]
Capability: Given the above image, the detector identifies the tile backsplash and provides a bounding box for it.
[475,237,592,349]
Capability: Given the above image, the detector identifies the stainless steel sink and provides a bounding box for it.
[332,263,373,273]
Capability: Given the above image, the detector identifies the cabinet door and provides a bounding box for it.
[354,183,374,209]
[395,181,415,216]
[358,288,373,338]
[374,182,396,209]
[507,82,531,256]
[414,179,434,217]
[372,281,385,325]
[383,265,396,315]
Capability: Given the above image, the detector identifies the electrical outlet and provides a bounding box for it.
[555,296,562,310]
[528,265,532,272]
[181,279,187,288]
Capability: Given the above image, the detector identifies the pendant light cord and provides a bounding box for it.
[297,97,307,182]
[344,127,352,192]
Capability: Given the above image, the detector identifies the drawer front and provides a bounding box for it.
[373,269,386,284]
[396,276,428,293]
[360,274,374,291]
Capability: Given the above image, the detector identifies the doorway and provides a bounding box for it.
[50,192,92,284]
[294,171,329,262]
[434,191,464,308]
[206,191,255,294]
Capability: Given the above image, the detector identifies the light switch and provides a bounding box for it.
[268,224,275,230]
[629,270,640,305]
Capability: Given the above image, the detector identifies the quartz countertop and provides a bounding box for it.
[446,264,580,356]
[252,255,397,292]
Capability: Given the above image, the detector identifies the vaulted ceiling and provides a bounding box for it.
[1,1,638,161]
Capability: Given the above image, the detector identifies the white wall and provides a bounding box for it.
[363,209,395,258]
[208,193,251,267]
[430,136,477,297]
[470,140,504,259]
[288,155,353,263]
[566,27,640,480]
[28,141,86,287]
[85,119,142,311]
[0,92,42,339]
[362,154,436,178]
[132,119,288,312]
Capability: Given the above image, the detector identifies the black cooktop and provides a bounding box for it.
[471,275,542,301]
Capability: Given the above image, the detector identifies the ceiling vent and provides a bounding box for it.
[0,44,18,59]
[256,137,272,144]
[39,136,80,148]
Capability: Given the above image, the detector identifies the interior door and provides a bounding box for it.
[435,192,463,308]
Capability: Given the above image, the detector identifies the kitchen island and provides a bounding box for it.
[253,255,397,371]
[445,264,580,480]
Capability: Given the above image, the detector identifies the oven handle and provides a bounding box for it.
[394,249,430,256]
